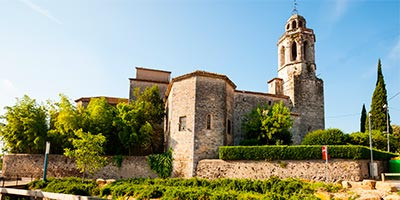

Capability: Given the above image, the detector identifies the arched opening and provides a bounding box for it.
[292,20,297,29]
[303,41,308,61]
[299,21,303,28]
[291,42,297,61]
[280,46,285,66]
[286,24,290,30]
[206,114,211,130]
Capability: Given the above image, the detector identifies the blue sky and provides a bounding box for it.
[0,0,399,133]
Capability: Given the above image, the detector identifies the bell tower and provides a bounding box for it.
[276,14,325,143]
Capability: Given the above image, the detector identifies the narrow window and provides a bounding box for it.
[292,21,297,29]
[286,24,290,30]
[227,120,232,135]
[303,41,308,61]
[299,21,303,28]
[179,116,186,131]
[280,46,285,66]
[268,101,272,105]
[291,42,297,61]
[206,114,211,130]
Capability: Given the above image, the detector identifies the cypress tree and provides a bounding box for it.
[365,59,390,132]
[360,104,366,132]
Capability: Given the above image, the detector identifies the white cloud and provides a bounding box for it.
[19,0,63,24]
[332,0,349,21]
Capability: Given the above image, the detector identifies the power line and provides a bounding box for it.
[326,113,359,119]
[388,91,400,102]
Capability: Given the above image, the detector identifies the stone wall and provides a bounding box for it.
[166,77,196,178]
[196,159,385,182]
[193,77,235,176]
[129,79,169,101]
[233,91,290,145]
[2,154,157,179]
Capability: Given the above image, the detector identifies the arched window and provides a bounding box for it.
[292,21,297,29]
[206,114,211,130]
[291,42,297,61]
[286,24,290,30]
[280,46,285,66]
[299,21,303,28]
[303,41,308,61]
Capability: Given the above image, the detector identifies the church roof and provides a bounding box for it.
[165,70,236,98]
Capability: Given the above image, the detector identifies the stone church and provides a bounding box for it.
[128,14,324,177]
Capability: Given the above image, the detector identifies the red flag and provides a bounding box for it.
[322,146,330,160]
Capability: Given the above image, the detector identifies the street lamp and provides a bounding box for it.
[383,104,390,152]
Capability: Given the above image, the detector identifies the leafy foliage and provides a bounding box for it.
[98,177,340,199]
[219,145,398,161]
[147,148,173,178]
[0,95,48,153]
[114,85,165,155]
[64,129,107,175]
[366,59,391,133]
[1,85,164,155]
[360,104,367,133]
[28,177,98,196]
[242,101,292,145]
[301,128,348,145]
[348,130,400,153]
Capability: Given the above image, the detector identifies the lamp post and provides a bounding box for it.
[383,104,389,152]
[368,113,374,178]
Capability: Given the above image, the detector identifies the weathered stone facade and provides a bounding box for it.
[196,159,385,182]
[273,14,325,142]
[127,14,324,177]
[2,154,157,179]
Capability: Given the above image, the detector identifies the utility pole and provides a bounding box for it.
[383,104,390,152]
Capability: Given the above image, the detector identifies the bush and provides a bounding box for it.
[219,145,398,160]
[28,177,98,196]
[147,148,173,178]
[99,177,340,199]
[301,128,347,145]
[348,130,399,153]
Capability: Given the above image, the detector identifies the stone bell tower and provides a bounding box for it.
[277,14,325,143]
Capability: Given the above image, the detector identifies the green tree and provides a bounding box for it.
[47,94,80,154]
[242,101,292,145]
[82,98,120,155]
[64,129,107,177]
[114,85,165,155]
[360,104,366,133]
[301,128,347,145]
[366,59,391,132]
[348,130,399,152]
[0,95,48,153]
[392,124,400,138]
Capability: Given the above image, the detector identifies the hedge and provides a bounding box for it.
[219,145,398,160]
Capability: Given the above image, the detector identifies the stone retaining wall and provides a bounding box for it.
[196,159,385,181]
[2,154,157,179]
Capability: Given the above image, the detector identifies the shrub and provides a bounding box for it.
[28,177,98,196]
[301,128,347,145]
[348,130,399,153]
[147,148,173,178]
[219,145,398,160]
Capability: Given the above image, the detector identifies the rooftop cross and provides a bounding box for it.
[292,0,298,15]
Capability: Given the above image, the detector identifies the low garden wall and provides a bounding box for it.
[2,154,157,179]
[196,159,385,181]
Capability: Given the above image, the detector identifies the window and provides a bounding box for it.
[227,120,232,135]
[179,116,186,131]
[299,21,303,28]
[206,114,211,130]
[303,41,308,61]
[280,46,285,66]
[292,21,297,29]
[291,42,297,61]
[286,24,290,30]
[268,101,272,106]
